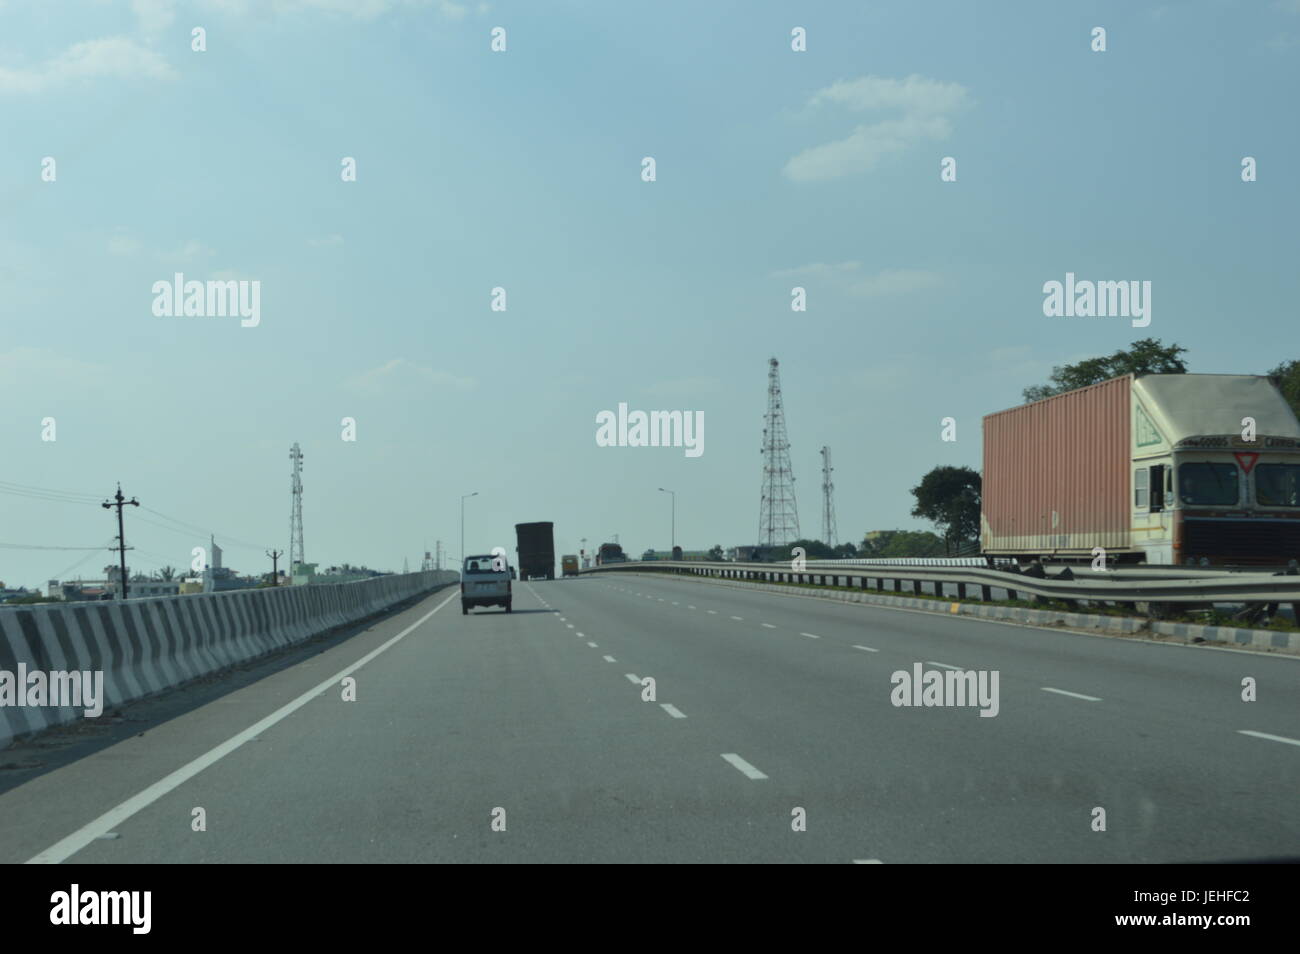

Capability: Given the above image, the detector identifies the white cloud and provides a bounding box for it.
[785,73,969,182]
[785,114,952,182]
[0,37,174,95]
[200,0,469,19]
[770,261,860,280]
[808,75,969,117]
[132,0,177,34]
[849,268,941,297]
[346,359,475,395]
[108,229,142,256]
[158,239,216,263]
[308,234,345,247]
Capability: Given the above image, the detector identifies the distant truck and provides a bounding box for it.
[982,373,1300,566]
[514,522,556,580]
[596,542,626,565]
[561,554,579,577]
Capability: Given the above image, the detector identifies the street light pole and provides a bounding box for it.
[460,492,478,565]
[658,487,675,552]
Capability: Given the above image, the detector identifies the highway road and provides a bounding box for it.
[2,573,1298,863]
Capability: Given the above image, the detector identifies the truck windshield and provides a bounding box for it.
[1177,462,1239,506]
[1255,464,1300,507]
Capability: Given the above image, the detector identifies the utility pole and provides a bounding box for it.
[102,484,139,600]
[266,549,283,585]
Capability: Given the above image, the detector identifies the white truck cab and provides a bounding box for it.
[461,554,512,614]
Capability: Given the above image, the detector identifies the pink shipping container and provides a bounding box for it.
[981,375,1131,558]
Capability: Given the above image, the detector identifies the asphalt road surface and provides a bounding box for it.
[3,573,1298,863]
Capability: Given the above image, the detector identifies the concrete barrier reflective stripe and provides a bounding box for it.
[0,570,458,750]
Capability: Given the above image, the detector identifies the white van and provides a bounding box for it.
[461,554,512,614]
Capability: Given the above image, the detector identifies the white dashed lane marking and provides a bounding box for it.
[1239,730,1300,748]
[1041,687,1101,702]
[721,753,768,780]
[603,655,616,663]
[801,632,820,640]
[660,704,687,719]
[624,673,641,684]
[852,645,878,653]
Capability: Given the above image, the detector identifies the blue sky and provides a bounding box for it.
[2,0,1298,589]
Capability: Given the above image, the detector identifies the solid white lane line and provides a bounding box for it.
[761,623,776,629]
[1041,687,1102,702]
[27,587,460,864]
[1239,729,1300,747]
[603,655,616,663]
[801,632,820,640]
[721,753,768,780]
[925,661,963,670]
[660,704,687,719]
[625,673,641,684]
[852,645,878,653]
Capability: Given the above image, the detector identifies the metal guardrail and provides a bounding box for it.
[583,560,1300,608]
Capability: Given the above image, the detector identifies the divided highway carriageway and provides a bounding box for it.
[2,574,1297,864]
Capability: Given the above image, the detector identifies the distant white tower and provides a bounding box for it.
[289,443,305,571]
[821,445,837,548]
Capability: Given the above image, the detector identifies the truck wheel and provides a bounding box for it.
[506,600,513,613]
[461,603,468,615]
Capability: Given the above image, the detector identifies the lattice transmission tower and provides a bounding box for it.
[758,357,800,549]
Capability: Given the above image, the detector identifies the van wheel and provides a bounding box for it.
[506,601,513,613]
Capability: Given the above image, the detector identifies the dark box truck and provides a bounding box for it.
[515,522,556,580]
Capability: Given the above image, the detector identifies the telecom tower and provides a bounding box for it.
[758,357,800,549]
[288,442,305,572]
[821,445,838,548]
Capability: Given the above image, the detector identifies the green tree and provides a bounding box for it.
[910,466,982,554]
[1267,359,1300,421]
[787,538,839,560]
[707,544,724,561]
[860,530,947,558]
[1023,338,1188,403]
